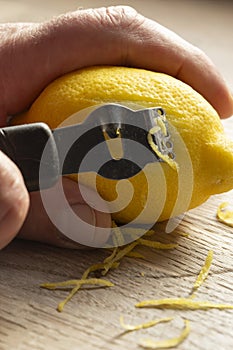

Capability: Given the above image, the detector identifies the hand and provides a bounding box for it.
[0,6,232,250]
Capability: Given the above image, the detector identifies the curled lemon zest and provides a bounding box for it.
[83,261,120,278]
[147,130,178,172]
[41,223,177,311]
[101,237,148,276]
[120,315,173,332]
[102,234,177,275]
[135,297,233,310]
[101,261,121,276]
[192,250,213,294]
[139,319,190,349]
[149,125,161,134]
[103,247,119,264]
[217,202,233,227]
[157,117,168,136]
[102,241,139,276]
[80,261,118,280]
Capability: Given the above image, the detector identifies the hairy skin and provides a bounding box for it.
[0,6,232,249]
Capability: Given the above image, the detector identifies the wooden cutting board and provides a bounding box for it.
[1,190,233,350]
[1,123,233,350]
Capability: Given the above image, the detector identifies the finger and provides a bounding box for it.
[0,151,29,249]
[33,6,233,118]
[18,177,112,249]
[123,14,233,119]
[1,6,232,120]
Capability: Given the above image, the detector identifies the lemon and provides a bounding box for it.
[13,66,233,224]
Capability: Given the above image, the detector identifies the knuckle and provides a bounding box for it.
[91,5,144,31]
[191,45,210,63]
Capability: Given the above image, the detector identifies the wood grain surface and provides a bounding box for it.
[0,1,233,349]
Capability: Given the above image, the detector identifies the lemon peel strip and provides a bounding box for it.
[120,315,173,332]
[102,241,139,276]
[192,250,213,294]
[102,231,177,274]
[157,117,168,136]
[83,261,120,279]
[103,247,119,264]
[139,319,190,349]
[217,202,233,227]
[147,133,178,172]
[135,297,233,310]
[41,278,114,290]
[41,224,177,311]
[101,261,121,276]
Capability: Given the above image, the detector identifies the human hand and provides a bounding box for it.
[0,6,232,250]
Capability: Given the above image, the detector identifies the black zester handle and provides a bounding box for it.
[0,123,59,191]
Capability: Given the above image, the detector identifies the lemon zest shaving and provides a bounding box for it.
[103,247,119,264]
[41,278,113,290]
[102,241,147,276]
[135,297,233,310]
[82,262,109,280]
[83,261,120,278]
[102,234,177,275]
[102,241,139,276]
[149,125,161,134]
[120,315,173,332]
[139,319,190,349]
[217,202,233,227]
[101,261,121,276]
[191,250,213,294]
[41,224,176,311]
[157,117,168,136]
[147,132,178,172]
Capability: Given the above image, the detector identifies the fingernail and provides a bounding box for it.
[57,204,110,248]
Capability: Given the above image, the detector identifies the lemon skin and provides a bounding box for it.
[12,66,233,224]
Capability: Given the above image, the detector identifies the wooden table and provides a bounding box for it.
[1,1,233,349]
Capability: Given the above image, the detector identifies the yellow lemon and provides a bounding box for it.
[12,66,233,224]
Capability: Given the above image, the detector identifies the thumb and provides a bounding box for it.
[0,151,29,249]
[18,177,112,248]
